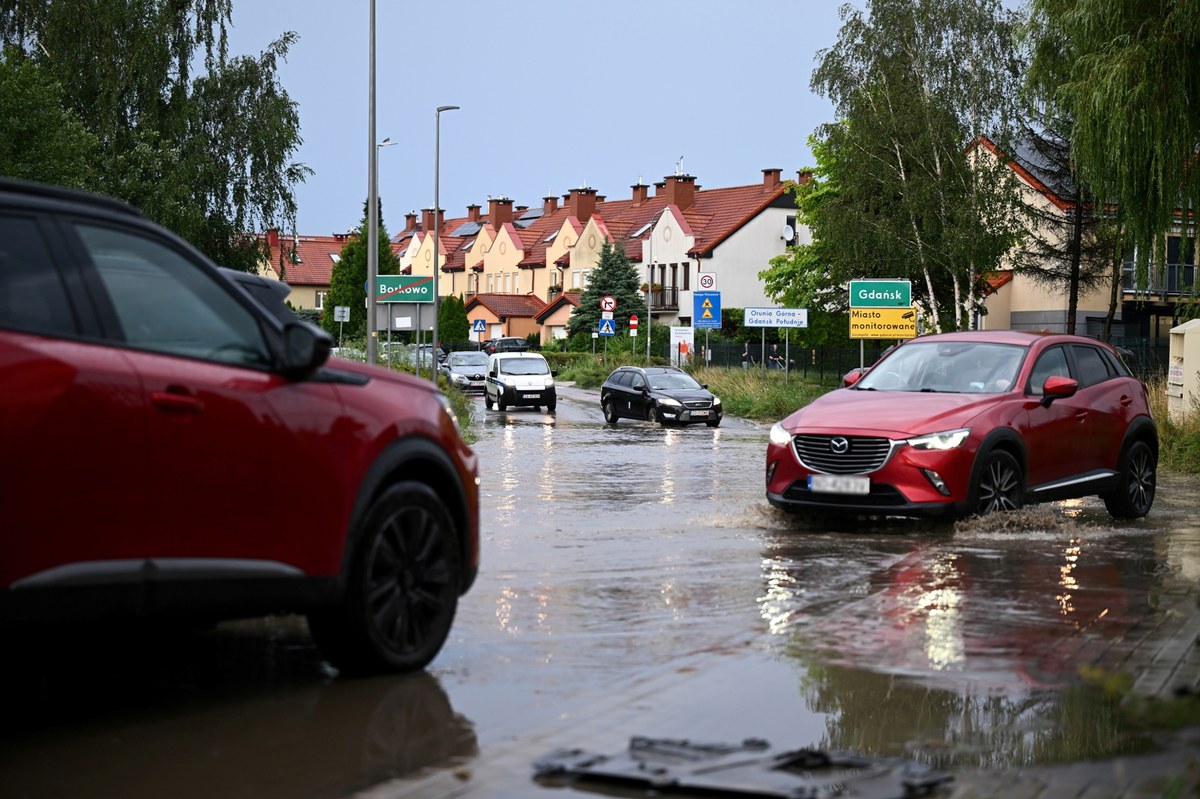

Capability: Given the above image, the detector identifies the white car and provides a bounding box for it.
[485,352,556,412]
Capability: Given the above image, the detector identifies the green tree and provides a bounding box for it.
[438,294,469,346]
[566,239,643,338]
[1029,0,1199,300]
[805,0,1027,332]
[0,1,309,272]
[322,200,399,341]
[0,50,97,187]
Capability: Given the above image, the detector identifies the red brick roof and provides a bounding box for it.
[465,292,548,319]
[534,292,580,322]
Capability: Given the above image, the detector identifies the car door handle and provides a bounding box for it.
[1120,395,1133,406]
[151,387,204,415]
[1074,410,1089,421]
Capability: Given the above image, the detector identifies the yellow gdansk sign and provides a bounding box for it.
[849,307,917,339]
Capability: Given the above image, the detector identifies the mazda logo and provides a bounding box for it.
[830,437,850,454]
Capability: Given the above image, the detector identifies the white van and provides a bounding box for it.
[485,352,556,413]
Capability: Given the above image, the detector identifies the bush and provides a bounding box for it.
[1146,376,1200,473]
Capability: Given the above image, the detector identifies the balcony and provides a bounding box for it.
[1122,262,1197,297]
[649,287,679,311]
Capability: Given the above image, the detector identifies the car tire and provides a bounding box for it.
[971,450,1024,515]
[546,399,556,413]
[497,393,507,412]
[646,403,659,424]
[484,390,493,410]
[706,419,721,428]
[1101,439,1156,519]
[603,399,618,424]
[308,482,461,675]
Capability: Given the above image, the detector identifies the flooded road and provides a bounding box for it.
[1,383,1196,797]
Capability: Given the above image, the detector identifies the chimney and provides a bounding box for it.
[797,170,813,185]
[488,196,514,228]
[421,207,444,232]
[663,174,696,211]
[405,211,417,231]
[630,182,649,205]
[653,180,666,197]
[566,186,598,223]
[762,168,782,190]
[466,204,481,223]
[542,194,559,215]
[266,228,280,250]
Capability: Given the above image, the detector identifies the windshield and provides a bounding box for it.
[855,341,1025,393]
[500,358,549,376]
[649,372,703,391]
[448,352,488,368]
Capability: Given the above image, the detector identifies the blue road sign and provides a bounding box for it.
[471,319,487,333]
[694,291,721,329]
[598,319,616,337]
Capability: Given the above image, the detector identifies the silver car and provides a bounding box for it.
[441,350,489,394]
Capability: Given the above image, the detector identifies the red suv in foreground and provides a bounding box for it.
[0,179,479,674]
[766,331,1157,520]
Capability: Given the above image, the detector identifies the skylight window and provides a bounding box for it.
[543,230,559,244]
[632,221,653,238]
[451,221,481,237]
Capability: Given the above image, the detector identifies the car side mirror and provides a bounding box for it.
[843,369,864,387]
[1040,375,1078,407]
[551,370,558,377]
[281,322,331,378]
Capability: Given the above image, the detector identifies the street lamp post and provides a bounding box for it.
[366,0,379,366]
[431,104,459,385]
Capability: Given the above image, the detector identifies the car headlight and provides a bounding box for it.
[769,422,793,446]
[544,376,554,388]
[906,428,970,450]
[658,397,682,407]
[452,374,469,385]
[712,396,722,406]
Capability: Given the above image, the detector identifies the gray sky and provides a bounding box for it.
[226,1,846,236]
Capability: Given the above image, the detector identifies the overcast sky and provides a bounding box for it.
[226,1,847,236]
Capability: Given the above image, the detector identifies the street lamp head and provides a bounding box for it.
[437,105,460,113]
[378,137,394,147]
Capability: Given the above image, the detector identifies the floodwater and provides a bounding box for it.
[1,384,1197,797]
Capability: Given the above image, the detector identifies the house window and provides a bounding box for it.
[503,273,510,294]
[514,271,521,294]
[315,290,326,310]
[572,270,581,289]
[669,263,678,290]
[683,263,690,291]
[487,274,494,293]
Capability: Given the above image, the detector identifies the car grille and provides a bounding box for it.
[794,434,894,475]
[683,399,712,410]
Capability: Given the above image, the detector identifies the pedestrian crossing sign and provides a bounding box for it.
[598,319,616,336]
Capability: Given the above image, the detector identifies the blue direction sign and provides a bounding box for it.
[694,291,721,329]
[471,319,487,333]
[597,318,616,337]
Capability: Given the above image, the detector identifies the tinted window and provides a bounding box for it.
[1028,346,1070,395]
[0,214,75,336]
[1072,344,1114,386]
[628,372,645,390]
[78,224,270,367]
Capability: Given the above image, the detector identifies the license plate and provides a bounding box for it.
[522,393,540,399]
[808,474,870,495]
[690,410,709,417]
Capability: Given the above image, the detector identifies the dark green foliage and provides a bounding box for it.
[0,2,308,273]
[566,239,644,338]
[321,200,398,341]
[438,294,470,345]
[0,51,97,188]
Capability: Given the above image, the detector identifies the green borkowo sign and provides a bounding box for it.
[377,275,433,303]
[849,279,911,308]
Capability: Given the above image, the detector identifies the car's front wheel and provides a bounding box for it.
[972,450,1023,515]
[484,392,494,410]
[308,482,461,675]
[1102,439,1156,519]
[645,403,660,424]
[706,418,721,428]
[602,399,618,424]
